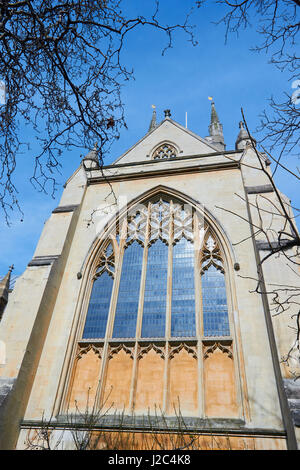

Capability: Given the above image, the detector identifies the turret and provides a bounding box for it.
[235,121,256,150]
[82,142,99,170]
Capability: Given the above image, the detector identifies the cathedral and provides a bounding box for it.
[0,102,299,450]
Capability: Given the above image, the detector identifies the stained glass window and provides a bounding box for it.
[75,198,238,420]
[82,200,231,341]
[113,242,143,338]
[141,239,168,338]
[171,237,196,337]
[202,265,230,337]
[82,271,114,339]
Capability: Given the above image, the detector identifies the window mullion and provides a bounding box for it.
[95,341,109,409]
[194,212,202,339]
[162,201,173,413]
[197,340,205,418]
[78,271,94,340]
[96,227,127,409]
[199,227,209,339]
[105,220,127,340]
[194,213,204,417]
[162,341,169,413]
[129,204,150,412]
[135,204,151,339]
[140,198,171,414]
[129,342,139,413]
[165,200,174,340]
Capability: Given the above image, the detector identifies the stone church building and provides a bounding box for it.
[0,103,299,450]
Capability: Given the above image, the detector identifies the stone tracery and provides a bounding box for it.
[152,142,177,160]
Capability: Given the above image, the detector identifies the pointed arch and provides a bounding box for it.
[150,141,180,160]
[60,185,244,420]
[78,184,238,281]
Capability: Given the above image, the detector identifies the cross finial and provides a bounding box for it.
[8,265,14,272]
[164,109,171,118]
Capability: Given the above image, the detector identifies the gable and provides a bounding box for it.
[113,119,220,165]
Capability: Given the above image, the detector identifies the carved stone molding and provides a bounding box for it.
[76,343,103,360]
[52,204,79,213]
[203,341,233,360]
[169,342,197,360]
[245,184,274,194]
[27,255,59,267]
[107,343,135,360]
[137,343,165,360]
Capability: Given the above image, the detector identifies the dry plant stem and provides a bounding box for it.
[24,390,252,450]
[0,0,197,223]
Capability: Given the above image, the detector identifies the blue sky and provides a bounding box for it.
[0,1,299,278]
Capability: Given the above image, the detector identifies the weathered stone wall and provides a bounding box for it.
[1,120,298,449]
[0,179,85,449]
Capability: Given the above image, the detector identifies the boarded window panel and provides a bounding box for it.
[204,347,238,417]
[82,272,114,339]
[202,265,230,337]
[141,239,168,338]
[69,349,101,412]
[171,238,196,337]
[168,349,198,416]
[113,242,143,338]
[104,349,133,411]
[135,349,164,413]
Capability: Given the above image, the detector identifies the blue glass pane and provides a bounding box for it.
[202,265,230,336]
[171,238,196,337]
[82,271,114,339]
[141,239,168,338]
[113,242,143,338]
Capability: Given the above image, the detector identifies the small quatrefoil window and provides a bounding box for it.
[152,143,177,160]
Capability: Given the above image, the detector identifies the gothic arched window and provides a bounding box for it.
[67,196,239,419]
[152,142,178,160]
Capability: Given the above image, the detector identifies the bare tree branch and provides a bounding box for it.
[0,0,198,223]
[197,0,300,161]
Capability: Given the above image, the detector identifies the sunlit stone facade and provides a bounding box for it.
[0,108,299,450]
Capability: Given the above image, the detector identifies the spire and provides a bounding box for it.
[207,98,225,151]
[235,121,256,150]
[82,142,99,170]
[0,265,13,320]
[210,101,220,127]
[148,105,157,132]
